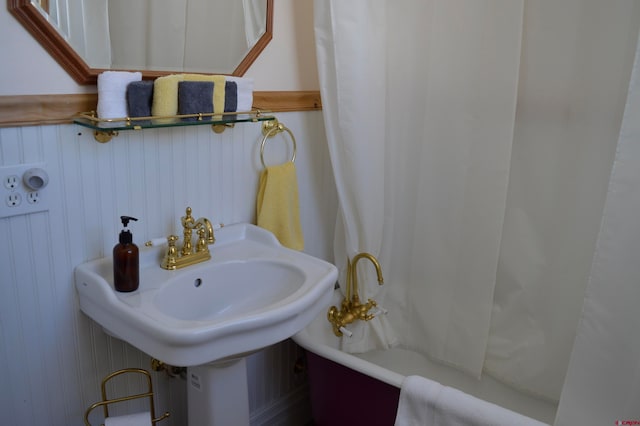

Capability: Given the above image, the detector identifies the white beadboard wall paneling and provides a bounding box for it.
[0,216,38,424]
[0,238,10,419]
[169,127,190,221]
[0,111,338,425]
[45,124,85,422]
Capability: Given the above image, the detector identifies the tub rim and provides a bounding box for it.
[292,327,405,388]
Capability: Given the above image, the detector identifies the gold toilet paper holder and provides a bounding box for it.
[83,368,170,426]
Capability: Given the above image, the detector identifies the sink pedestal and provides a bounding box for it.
[187,358,250,426]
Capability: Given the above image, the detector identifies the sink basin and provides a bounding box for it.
[154,260,306,322]
[75,223,338,366]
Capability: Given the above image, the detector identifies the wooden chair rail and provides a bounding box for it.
[0,91,322,128]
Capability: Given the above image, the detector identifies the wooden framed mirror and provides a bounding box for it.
[9,0,274,85]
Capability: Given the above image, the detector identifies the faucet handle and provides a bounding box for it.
[339,326,353,337]
[145,237,168,247]
[196,228,208,252]
[161,235,180,270]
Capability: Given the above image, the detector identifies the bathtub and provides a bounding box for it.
[292,289,558,425]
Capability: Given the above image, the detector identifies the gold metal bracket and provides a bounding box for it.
[151,358,186,378]
[212,123,236,133]
[261,118,285,136]
[93,130,118,143]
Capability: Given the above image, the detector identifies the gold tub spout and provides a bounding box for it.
[327,252,385,336]
[350,252,384,303]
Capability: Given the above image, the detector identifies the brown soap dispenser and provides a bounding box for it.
[113,216,139,292]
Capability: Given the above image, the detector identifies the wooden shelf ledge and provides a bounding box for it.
[0,91,322,128]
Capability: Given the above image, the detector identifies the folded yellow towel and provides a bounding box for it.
[152,74,182,117]
[152,74,226,117]
[256,161,304,251]
[184,74,226,115]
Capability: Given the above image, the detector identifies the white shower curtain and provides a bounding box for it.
[483,1,640,400]
[314,0,395,353]
[315,0,640,403]
[108,0,187,71]
[108,0,247,73]
[242,0,267,48]
[315,0,524,376]
[554,26,640,425]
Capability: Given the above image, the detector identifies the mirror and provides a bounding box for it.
[9,0,273,84]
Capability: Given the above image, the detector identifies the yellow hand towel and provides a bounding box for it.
[152,74,226,117]
[152,74,183,117]
[256,161,304,251]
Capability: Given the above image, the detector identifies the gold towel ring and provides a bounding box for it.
[260,121,297,168]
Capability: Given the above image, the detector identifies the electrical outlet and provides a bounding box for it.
[4,175,19,190]
[6,193,21,207]
[0,163,51,219]
[26,191,40,204]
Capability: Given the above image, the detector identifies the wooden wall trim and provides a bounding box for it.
[253,91,322,112]
[0,91,322,128]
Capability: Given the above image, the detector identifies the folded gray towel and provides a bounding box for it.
[224,81,238,120]
[126,80,154,118]
[178,81,214,121]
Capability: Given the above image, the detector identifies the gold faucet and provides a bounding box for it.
[160,207,216,270]
[327,252,384,336]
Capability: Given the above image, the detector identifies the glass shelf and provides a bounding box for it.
[74,110,277,143]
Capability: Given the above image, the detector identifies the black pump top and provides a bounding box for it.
[119,216,138,244]
[120,216,138,227]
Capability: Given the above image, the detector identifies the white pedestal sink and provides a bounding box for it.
[75,223,338,425]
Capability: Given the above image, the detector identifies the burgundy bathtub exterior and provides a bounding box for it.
[305,351,401,426]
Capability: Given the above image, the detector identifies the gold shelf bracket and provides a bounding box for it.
[93,130,118,143]
[212,123,235,134]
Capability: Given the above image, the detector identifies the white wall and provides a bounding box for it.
[0,2,89,95]
[0,1,335,425]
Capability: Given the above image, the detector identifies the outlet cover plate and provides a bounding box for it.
[0,163,50,219]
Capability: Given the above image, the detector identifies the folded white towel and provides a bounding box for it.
[226,76,254,112]
[395,376,549,426]
[104,411,151,426]
[97,71,142,119]
[395,375,442,425]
